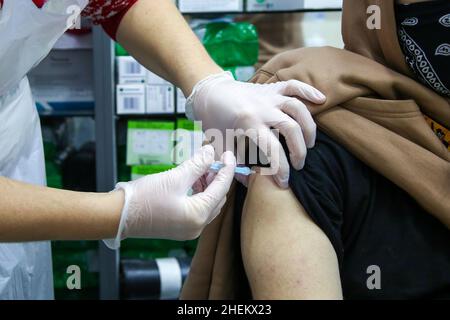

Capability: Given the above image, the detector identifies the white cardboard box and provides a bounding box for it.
[146,85,175,114]
[147,70,172,86]
[116,84,146,114]
[117,56,147,84]
[246,0,304,11]
[179,0,243,13]
[304,0,342,9]
[176,88,187,114]
[28,49,94,115]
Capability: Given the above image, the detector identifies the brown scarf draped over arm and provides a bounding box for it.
[181,0,450,299]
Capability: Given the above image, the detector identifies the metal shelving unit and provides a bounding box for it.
[93,27,120,300]
[93,6,342,300]
[179,8,341,16]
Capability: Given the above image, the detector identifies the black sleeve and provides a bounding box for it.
[287,130,372,265]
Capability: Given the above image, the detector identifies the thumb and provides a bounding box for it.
[177,145,216,189]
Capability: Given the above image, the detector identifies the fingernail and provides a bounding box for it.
[317,92,327,102]
[202,144,214,154]
[201,145,215,161]
[223,151,236,166]
[276,176,289,189]
[280,179,289,189]
[291,157,301,171]
[299,159,305,169]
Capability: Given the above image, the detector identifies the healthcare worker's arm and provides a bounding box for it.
[0,176,122,241]
[116,0,327,189]
[0,146,236,246]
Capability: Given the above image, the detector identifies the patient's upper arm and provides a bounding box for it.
[240,173,343,299]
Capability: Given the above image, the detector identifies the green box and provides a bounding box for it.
[131,164,176,180]
[174,118,204,165]
[126,120,175,166]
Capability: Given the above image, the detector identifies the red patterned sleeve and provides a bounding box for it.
[0,0,46,9]
[0,0,137,40]
[82,0,139,40]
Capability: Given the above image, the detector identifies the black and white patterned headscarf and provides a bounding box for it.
[396,0,450,97]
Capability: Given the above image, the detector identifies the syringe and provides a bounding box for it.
[209,162,255,176]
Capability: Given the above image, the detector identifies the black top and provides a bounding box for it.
[396,0,450,97]
[235,131,450,299]
[287,131,450,299]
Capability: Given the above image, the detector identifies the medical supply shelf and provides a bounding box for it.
[178,8,341,16]
[94,5,342,300]
[39,111,95,117]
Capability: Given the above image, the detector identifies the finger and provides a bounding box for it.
[190,151,236,215]
[279,79,326,104]
[243,122,290,189]
[269,111,308,171]
[177,145,216,189]
[234,114,290,188]
[280,98,317,149]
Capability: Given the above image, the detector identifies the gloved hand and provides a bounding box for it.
[104,145,236,249]
[186,71,326,189]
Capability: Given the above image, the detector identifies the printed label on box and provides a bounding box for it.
[146,85,175,114]
[117,84,146,114]
[176,88,187,114]
[117,56,146,84]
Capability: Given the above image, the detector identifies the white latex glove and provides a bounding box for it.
[186,72,326,189]
[104,145,236,249]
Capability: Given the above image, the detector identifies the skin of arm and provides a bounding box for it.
[115,0,223,96]
[241,173,343,299]
[0,176,123,242]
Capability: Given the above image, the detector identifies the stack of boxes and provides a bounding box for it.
[178,0,244,13]
[246,0,304,11]
[177,0,342,13]
[116,54,178,115]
